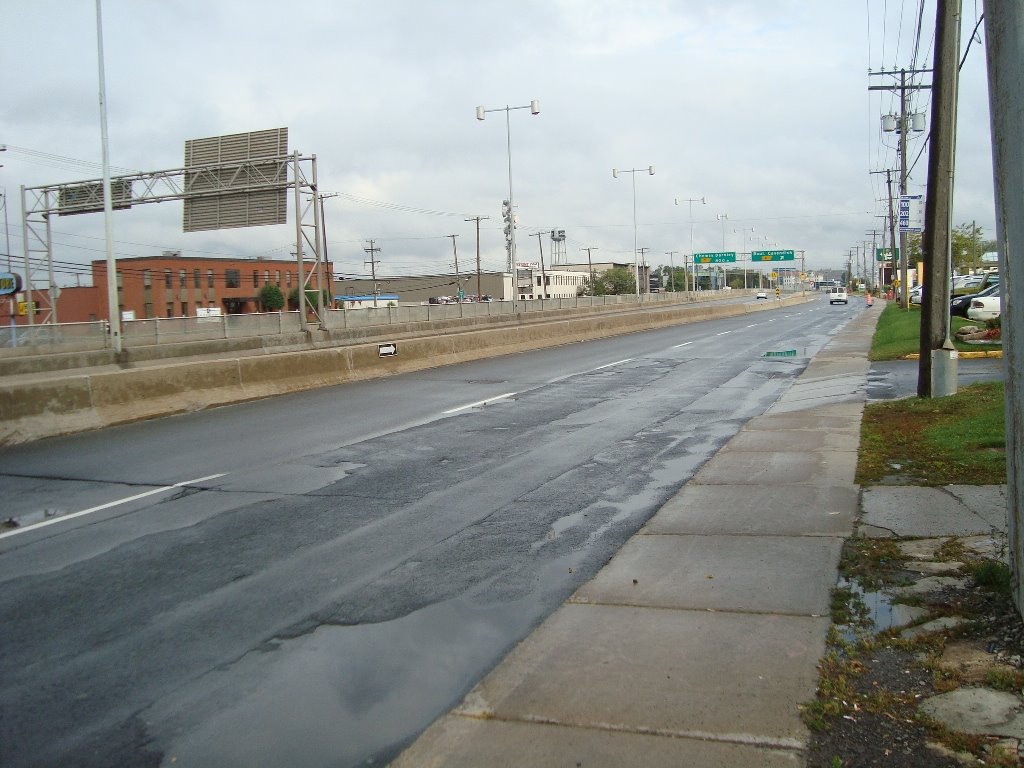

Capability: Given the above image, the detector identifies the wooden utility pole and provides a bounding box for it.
[665,251,677,292]
[581,247,598,296]
[532,232,547,300]
[465,216,489,301]
[447,234,462,299]
[918,0,962,398]
[363,239,381,308]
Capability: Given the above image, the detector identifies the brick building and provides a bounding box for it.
[39,254,331,323]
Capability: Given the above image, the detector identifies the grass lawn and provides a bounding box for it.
[857,382,1007,485]
[869,301,1002,361]
[862,301,1006,484]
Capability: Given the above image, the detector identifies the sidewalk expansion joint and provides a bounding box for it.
[453,711,807,753]
[638,531,848,541]
[564,598,826,620]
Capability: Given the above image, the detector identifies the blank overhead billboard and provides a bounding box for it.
[183,127,289,232]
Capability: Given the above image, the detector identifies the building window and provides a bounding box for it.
[166,302,174,317]
[142,269,151,288]
[264,270,270,285]
[225,269,240,288]
[253,270,259,288]
[286,271,292,287]
[164,269,172,288]
[181,302,189,316]
[275,270,281,284]
[194,269,201,288]
[179,269,186,287]
[144,302,153,318]
[207,269,215,288]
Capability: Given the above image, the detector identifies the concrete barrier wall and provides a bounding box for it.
[0,295,810,445]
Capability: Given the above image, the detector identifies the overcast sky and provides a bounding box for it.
[0,1,997,285]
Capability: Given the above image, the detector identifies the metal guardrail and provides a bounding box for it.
[1,289,747,354]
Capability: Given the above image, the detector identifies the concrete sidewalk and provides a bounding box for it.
[391,308,883,767]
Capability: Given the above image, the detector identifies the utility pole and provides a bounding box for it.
[637,247,651,292]
[447,234,462,300]
[871,67,931,308]
[363,239,381,308]
[665,251,677,292]
[884,169,900,304]
[984,0,1024,617]
[531,231,547,300]
[465,216,488,302]
[581,247,598,296]
[866,229,883,291]
[918,0,962,398]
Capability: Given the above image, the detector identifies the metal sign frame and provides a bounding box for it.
[20,146,327,331]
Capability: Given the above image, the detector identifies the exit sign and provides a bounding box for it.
[694,251,736,264]
[752,250,795,262]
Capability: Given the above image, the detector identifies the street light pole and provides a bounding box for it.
[476,101,540,279]
[717,213,729,290]
[613,165,655,299]
[735,226,754,288]
[675,196,706,299]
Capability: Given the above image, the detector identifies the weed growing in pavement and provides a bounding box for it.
[839,538,904,590]
[970,560,1013,596]
[984,666,1024,692]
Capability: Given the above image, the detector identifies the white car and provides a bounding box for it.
[966,295,1001,321]
[755,291,768,300]
[828,287,848,304]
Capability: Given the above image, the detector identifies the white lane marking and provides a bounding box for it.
[715,330,731,336]
[672,341,693,348]
[443,392,517,414]
[0,473,226,540]
[746,324,758,328]
[592,358,633,371]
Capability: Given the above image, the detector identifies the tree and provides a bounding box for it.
[258,283,285,311]
[596,266,636,295]
[952,222,985,272]
[287,287,331,311]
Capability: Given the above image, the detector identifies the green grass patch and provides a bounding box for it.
[969,560,1013,596]
[869,302,1002,360]
[856,382,1007,485]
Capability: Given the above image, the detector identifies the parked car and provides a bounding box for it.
[755,291,768,300]
[828,286,848,305]
[909,285,924,304]
[951,284,999,317]
[967,294,1001,321]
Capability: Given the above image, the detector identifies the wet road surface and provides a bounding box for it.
[1,297,859,767]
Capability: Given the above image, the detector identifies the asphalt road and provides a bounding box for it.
[0,296,861,768]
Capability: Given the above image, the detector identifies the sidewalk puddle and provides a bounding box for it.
[836,577,927,641]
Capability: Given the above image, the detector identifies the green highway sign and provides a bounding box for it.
[876,247,900,262]
[751,249,795,262]
[694,251,736,264]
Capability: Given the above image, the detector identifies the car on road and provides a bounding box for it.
[828,287,848,305]
[755,291,768,300]
[951,284,999,318]
[967,294,1001,322]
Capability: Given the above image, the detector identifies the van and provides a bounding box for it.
[828,286,848,305]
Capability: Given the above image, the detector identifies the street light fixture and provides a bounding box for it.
[613,165,655,299]
[476,100,540,278]
[675,195,706,298]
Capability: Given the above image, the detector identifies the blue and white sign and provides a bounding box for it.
[0,272,23,296]
[898,194,924,233]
